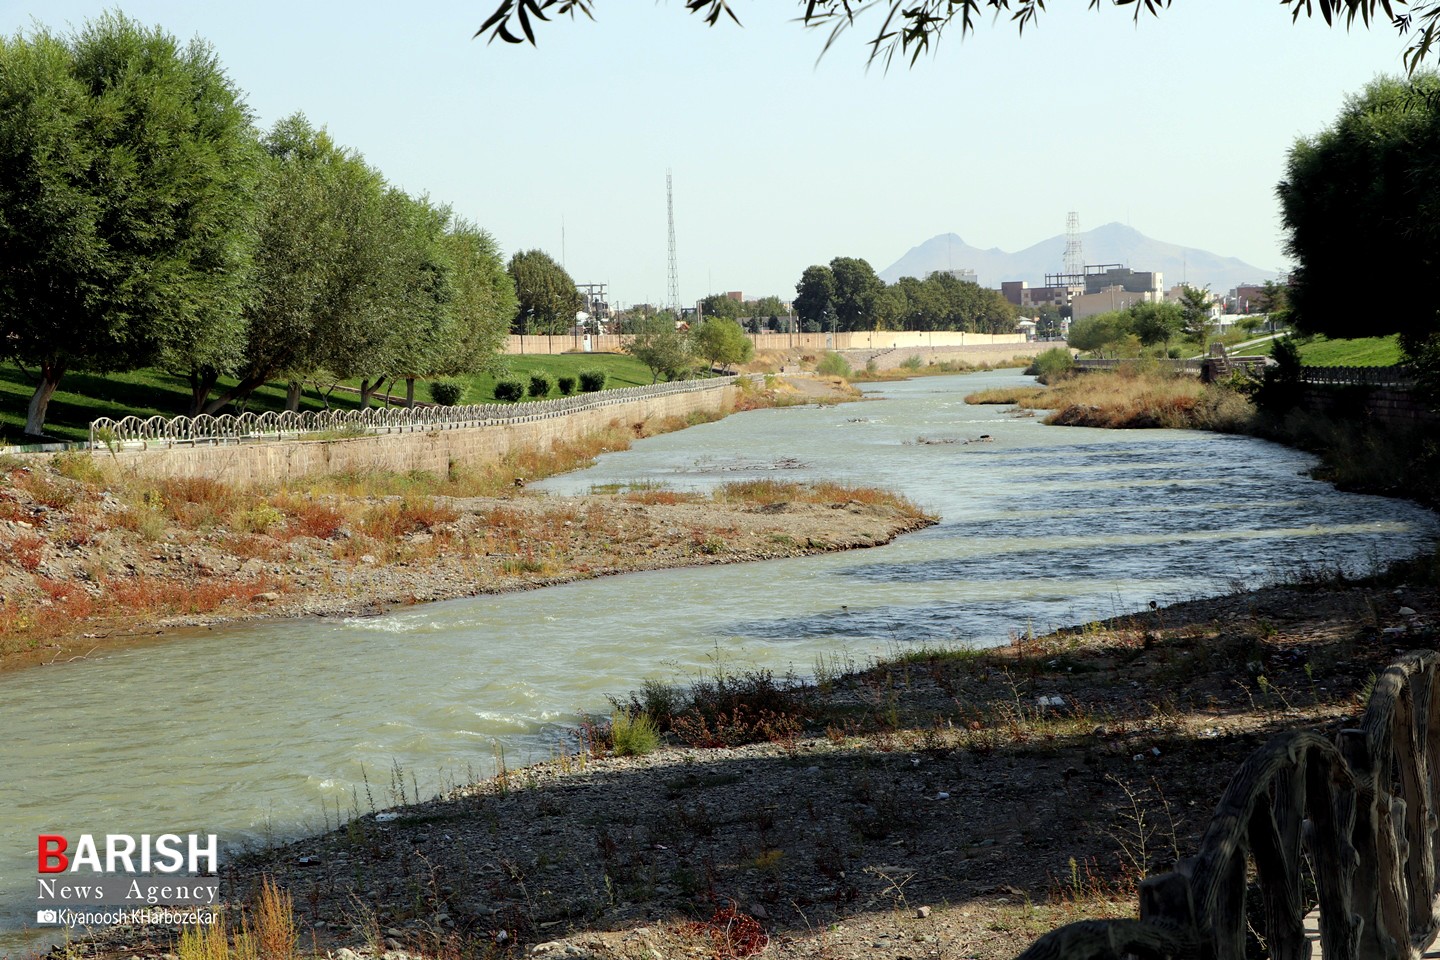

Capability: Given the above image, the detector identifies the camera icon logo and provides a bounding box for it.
[36,909,58,924]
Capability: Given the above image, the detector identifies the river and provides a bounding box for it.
[1,369,1434,952]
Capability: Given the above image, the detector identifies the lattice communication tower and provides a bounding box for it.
[666,170,680,313]
[1063,211,1084,278]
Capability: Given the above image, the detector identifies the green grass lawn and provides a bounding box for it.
[1264,334,1404,366]
[454,353,657,402]
[0,353,655,445]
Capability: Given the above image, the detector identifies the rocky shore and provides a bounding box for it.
[0,478,931,673]
[61,556,1438,960]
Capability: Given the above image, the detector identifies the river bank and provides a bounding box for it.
[61,554,1438,960]
[0,377,929,674]
[17,367,1440,960]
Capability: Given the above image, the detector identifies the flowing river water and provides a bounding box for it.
[1,369,1436,952]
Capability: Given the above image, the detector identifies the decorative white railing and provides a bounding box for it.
[89,377,748,450]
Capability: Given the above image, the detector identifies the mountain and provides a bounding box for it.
[878,223,1273,294]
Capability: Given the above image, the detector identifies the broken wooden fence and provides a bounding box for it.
[1017,650,1440,960]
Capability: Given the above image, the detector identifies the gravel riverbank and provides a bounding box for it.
[58,558,1439,960]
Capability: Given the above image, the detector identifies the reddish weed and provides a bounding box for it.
[6,534,44,571]
[684,902,768,960]
[285,501,346,540]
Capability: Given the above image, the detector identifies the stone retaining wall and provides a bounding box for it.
[99,382,742,486]
[504,331,1031,355]
[1299,384,1436,428]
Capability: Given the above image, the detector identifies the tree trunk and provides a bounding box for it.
[359,378,376,407]
[405,378,415,408]
[203,373,269,415]
[188,368,220,417]
[285,381,303,412]
[24,360,65,438]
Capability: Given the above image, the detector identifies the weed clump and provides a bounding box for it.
[1026,347,1075,383]
[609,709,660,756]
[816,352,852,378]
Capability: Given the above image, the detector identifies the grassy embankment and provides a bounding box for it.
[969,342,1438,508]
[1266,333,1404,366]
[0,354,657,445]
[964,362,1253,432]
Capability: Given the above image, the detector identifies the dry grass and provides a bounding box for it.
[964,386,1050,406]
[713,479,928,517]
[965,370,1254,432]
[0,387,910,664]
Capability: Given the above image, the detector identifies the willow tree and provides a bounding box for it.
[199,114,395,414]
[477,1,1440,72]
[0,14,258,435]
[433,222,517,376]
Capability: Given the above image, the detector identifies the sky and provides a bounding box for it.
[0,0,1414,307]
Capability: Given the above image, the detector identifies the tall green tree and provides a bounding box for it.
[794,265,836,331]
[749,295,787,324]
[1279,72,1440,359]
[1066,311,1135,354]
[1178,285,1215,346]
[693,318,754,371]
[330,190,457,408]
[626,312,694,382]
[434,220,517,377]
[0,14,259,435]
[828,256,884,331]
[199,114,394,415]
[698,293,745,321]
[508,249,580,336]
[1130,301,1184,350]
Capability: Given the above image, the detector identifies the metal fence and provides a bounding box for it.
[88,376,750,450]
[1298,365,1416,387]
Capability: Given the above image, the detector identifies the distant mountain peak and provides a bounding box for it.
[878,225,1272,292]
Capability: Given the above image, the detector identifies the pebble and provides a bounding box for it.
[916,905,931,918]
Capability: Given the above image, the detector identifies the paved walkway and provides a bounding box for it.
[1303,909,1440,957]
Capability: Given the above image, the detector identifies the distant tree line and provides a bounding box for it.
[792,257,1018,335]
[0,14,540,437]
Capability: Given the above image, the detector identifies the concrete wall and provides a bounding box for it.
[842,342,1050,371]
[502,330,1029,356]
[1299,384,1437,429]
[103,382,742,486]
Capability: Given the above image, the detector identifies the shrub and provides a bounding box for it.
[54,451,104,484]
[494,379,526,402]
[610,709,660,756]
[578,369,607,392]
[528,371,555,398]
[427,379,465,406]
[899,354,923,371]
[816,352,852,377]
[231,504,286,534]
[1026,347,1075,383]
[556,375,578,395]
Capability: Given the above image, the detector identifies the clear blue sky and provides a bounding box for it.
[1,0,1410,306]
